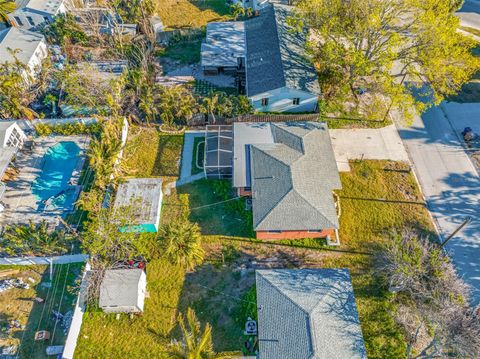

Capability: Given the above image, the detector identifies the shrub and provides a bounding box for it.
[35,121,102,136]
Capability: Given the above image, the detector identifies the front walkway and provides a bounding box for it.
[330,124,410,171]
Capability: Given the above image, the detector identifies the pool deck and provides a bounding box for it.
[0,136,90,229]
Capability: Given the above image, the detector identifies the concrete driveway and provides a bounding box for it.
[330,125,410,171]
[396,104,480,304]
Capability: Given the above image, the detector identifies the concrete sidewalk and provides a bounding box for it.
[396,105,480,304]
[179,131,204,181]
[330,125,410,171]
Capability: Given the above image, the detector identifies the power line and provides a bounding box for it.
[193,283,257,305]
[190,196,241,211]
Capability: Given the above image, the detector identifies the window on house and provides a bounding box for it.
[293,98,300,105]
[268,230,282,233]
[43,16,50,23]
[261,98,269,106]
[14,16,24,26]
[244,187,251,191]
[307,230,322,233]
[26,16,35,26]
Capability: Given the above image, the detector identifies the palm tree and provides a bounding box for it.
[167,308,219,359]
[161,221,204,270]
[88,120,123,189]
[1,221,68,256]
[0,1,15,24]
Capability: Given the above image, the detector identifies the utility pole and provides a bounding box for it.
[440,216,472,248]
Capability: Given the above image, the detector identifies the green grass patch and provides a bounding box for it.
[75,160,434,357]
[158,36,203,64]
[191,136,205,175]
[123,126,184,181]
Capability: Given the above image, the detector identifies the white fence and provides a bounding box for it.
[63,263,91,359]
[0,254,88,266]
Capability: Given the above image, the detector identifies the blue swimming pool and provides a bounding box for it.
[32,141,81,211]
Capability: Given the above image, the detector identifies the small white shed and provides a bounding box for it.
[99,269,146,313]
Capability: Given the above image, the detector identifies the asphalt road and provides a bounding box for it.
[396,105,480,304]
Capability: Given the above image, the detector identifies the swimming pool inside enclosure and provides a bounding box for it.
[32,141,82,212]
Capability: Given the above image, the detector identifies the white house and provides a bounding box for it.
[99,269,147,313]
[200,0,320,113]
[8,0,68,30]
[0,121,27,148]
[0,27,48,76]
[244,3,320,113]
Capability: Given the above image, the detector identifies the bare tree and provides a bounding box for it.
[378,231,480,358]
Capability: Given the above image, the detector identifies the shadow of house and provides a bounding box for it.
[152,134,184,178]
[176,179,254,238]
[175,250,257,351]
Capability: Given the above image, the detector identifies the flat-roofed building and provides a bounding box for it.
[113,178,163,233]
[99,269,147,313]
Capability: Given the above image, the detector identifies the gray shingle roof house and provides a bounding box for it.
[200,0,320,113]
[232,121,341,240]
[99,269,147,313]
[256,269,367,359]
[245,3,320,98]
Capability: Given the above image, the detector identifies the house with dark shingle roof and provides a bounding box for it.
[201,0,320,113]
[233,121,341,240]
[256,268,367,359]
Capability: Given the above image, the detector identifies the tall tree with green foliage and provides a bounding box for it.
[87,119,123,189]
[156,85,198,127]
[0,54,38,119]
[43,13,88,46]
[291,0,479,121]
[81,202,160,267]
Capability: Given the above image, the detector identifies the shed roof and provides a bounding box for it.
[201,21,246,68]
[99,269,145,308]
[113,178,162,225]
[250,122,341,231]
[256,269,367,359]
[0,27,45,66]
[245,4,320,97]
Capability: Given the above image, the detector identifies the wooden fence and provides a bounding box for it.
[188,113,321,126]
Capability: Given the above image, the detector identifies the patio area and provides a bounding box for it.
[0,136,90,229]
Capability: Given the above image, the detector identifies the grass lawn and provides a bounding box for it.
[191,136,205,175]
[158,35,203,64]
[76,137,435,358]
[123,125,184,183]
[0,264,84,359]
[156,0,231,29]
